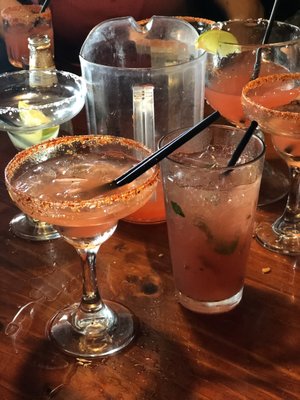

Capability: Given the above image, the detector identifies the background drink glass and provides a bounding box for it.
[242,73,300,255]
[205,19,300,206]
[5,135,159,358]
[0,69,85,241]
[1,4,54,69]
[160,124,265,314]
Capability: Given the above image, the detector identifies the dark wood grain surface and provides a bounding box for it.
[0,116,299,400]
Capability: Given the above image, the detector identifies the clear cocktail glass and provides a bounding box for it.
[0,69,86,241]
[5,135,159,358]
[204,19,300,206]
[242,72,300,255]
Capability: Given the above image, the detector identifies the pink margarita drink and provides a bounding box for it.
[204,19,300,127]
[242,73,300,255]
[160,125,265,313]
[206,57,286,127]
[5,135,158,240]
[1,5,54,68]
[5,135,159,358]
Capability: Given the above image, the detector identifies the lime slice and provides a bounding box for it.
[8,126,60,150]
[14,101,60,149]
[18,100,51,127]
[196,29,240,56]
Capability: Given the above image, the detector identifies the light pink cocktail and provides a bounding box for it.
[160,125,265,313]
[206,58,286,127]
[205,19,300,128]
[242,73,300,255]
[1,5,54,68]
[5,135,159,358]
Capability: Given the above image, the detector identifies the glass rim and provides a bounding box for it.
[5,134,160,210]
[158,123,265,171]
[79,50,206,72]
[0,69,85,113]
[80,14,206,71]
[210,18,300,49]
[242,72,300,121]
[1,4,52,18]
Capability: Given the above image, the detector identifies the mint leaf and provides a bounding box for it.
[171,201,185,217]
[194,217,239,255]
[214,238,239,255]
[194,218,214,241]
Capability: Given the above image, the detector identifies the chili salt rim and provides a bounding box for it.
[1,4,52,23]
[137,16,214,26]
[242,73,300,122]
[5,135,160,214]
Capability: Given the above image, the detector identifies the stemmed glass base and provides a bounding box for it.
[10,213,60,241]
[49,300,137,358]
[256,218,300,256]
[258,161,289,207]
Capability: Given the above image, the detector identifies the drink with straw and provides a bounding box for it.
[1,5,54,68]
[200,19,300,127]
[196,19,300,207]
[5,135,159,358]
[160,125,265,313]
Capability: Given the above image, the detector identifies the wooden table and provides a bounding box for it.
[0,122,299,400]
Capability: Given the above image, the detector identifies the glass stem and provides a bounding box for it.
[72,245,116,334]
[274,166,300,233]
[77,246,104,313]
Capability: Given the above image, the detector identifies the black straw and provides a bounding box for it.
[114,111,220,187]
[40,0,51,13]
[226,121,258,168]
[251,0,281,80]
[228,0,280,168]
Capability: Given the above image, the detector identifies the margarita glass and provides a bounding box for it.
[242,73,300,255]
[0,69,86,241]
[204,19,300,206]
[5,135,159,358]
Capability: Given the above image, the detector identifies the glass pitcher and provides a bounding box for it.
[80,16,206,223]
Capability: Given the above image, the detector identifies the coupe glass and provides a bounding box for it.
[242,73,300,255]
[5,135,159,358]
[205,19,300,206]
[0,69,86,241]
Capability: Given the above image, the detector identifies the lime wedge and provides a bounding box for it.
[8,126,60,150]
[18,100,51,127]
[196,30,240,56]
[13,101,60,149]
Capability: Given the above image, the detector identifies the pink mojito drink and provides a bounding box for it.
[160,125,265,314]
[1,5,54,68]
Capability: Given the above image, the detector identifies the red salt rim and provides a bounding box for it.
[5,135,160,214]
[1,4,52,23]
[138,15,214,26]
[242,73,300,122]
